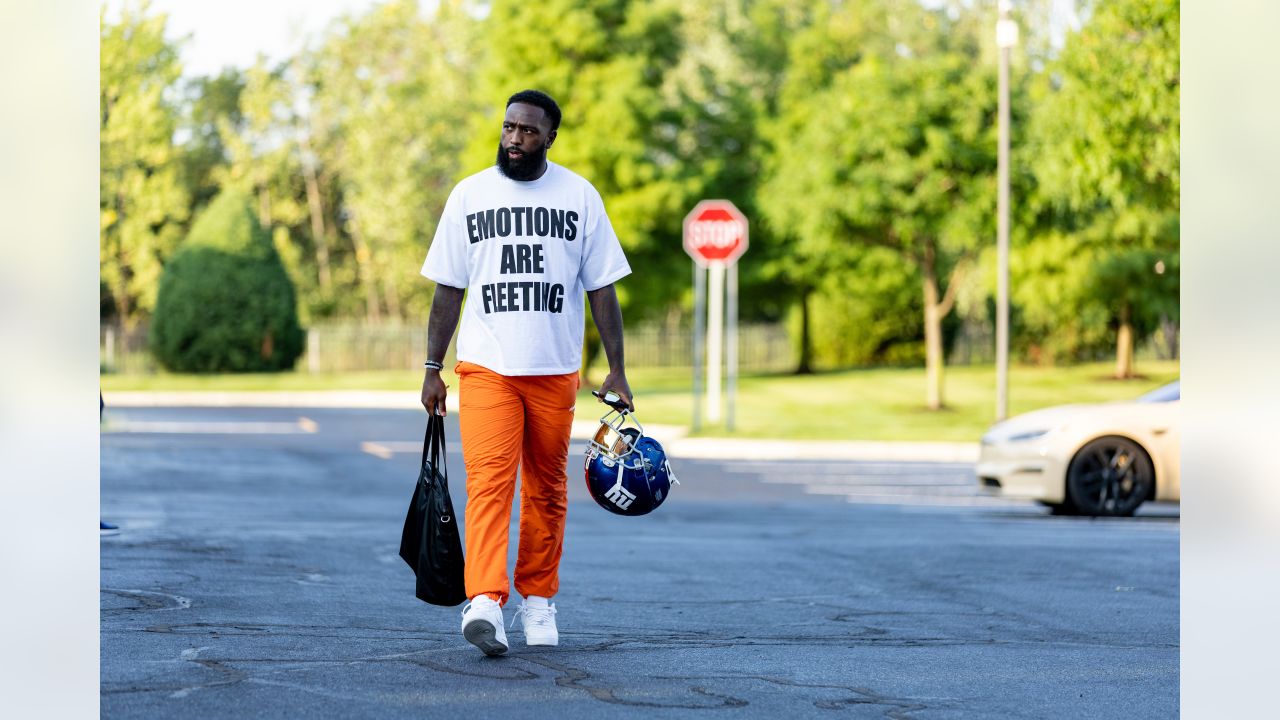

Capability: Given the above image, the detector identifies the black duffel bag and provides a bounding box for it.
[398,414,467,606]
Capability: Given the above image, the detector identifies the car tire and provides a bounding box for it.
[1065,436,1155,517]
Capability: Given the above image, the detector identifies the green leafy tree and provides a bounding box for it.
[465,0,809,374]
[100,1,189,327]
[668,0,819,331]
[463,0,689,314]
[151,189,304,372]
[804,248,926,368]
[305,0,481,323]
[178,69,245,212]
[761,2,1005,408]
[1027,0,1179,377]
[214,60,317,320]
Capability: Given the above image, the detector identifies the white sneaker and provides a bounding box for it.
[512,597,558,646]
[460,595,508,656]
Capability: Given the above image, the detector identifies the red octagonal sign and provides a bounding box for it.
[683,199,748,267]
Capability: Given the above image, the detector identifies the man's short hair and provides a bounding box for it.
[506,90,562,131]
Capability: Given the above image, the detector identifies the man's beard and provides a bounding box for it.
[496,142,547,181]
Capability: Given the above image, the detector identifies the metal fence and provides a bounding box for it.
[97,320,1173,376]
[100,321,795,374]
[100,325,158,375]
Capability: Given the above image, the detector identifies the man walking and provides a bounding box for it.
[419,89,633,656]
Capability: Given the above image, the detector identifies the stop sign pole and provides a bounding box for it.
[684,200,748,432]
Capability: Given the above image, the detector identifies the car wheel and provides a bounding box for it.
[1065,436,1155,517]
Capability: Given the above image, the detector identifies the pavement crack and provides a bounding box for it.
[659,674,928,718]
[520,655,749,709]
[101,588,192,614]
[101,658,247,698]
[411,658,540,680]
[143,621,452,642]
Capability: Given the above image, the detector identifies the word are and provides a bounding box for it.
[501,243,545,274]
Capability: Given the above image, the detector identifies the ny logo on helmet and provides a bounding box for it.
[604,483,636,510]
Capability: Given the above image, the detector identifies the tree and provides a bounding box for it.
[214,60,316,320]
[1028,0,1179,377]
[466,0,819,376]
[100,1,189,327]
[458,0,683,373]
[804,248,926,368]
[304,0,481,323]
[151,189,304,372]
[761,2,1003,408]
[467,0,684,292]
[178,68,245,213]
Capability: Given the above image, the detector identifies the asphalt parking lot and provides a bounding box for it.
[101,406,1179,718]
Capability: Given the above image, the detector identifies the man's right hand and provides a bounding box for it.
[421,369,448,416]
[420,284,464,416]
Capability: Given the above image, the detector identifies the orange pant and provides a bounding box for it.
[456,361,578,606]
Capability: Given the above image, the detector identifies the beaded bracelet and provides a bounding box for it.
[423,360,444,371]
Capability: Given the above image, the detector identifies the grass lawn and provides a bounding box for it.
[606,360,1179,441]
[101,369,432,393]
[102,359,1179,442]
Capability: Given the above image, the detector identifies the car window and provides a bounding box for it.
[1137,381,1179,403]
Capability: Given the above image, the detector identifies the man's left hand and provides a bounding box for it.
[596,370,634,412]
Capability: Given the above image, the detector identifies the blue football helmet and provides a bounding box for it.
[585,405,678,516]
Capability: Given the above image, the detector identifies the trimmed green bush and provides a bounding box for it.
[151,189,304,372]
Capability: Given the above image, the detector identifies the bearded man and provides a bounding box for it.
[419,89,633,655]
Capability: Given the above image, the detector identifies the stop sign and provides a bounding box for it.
[683,200,748,266]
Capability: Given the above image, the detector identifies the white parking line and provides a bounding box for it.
[722,458,1027,508]
[360,441,465,459]
[803,483,996,497]
[760,475,974,486]
[779,485,1027,507]
[838,494,1026,507]
[720,461,973,475]
[108,417,319,435]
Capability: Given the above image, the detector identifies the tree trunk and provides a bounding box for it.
[923,268,945,410]
[1115,304,1135,379]
[1160,314,1179,360]
[112,190,134,329]
[795,288,814,375]
[301,156,332,290]
[920,241,962,411]
[347,217,382,324]
[381,272,402,321]
[111,248,133,330]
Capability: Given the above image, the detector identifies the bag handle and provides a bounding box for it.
[420,413,448,483]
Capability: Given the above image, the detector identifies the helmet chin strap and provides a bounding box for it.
[665,459,680,485]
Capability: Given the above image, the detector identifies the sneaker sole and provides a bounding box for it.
[525,636,558,647]
[463,620,508,656]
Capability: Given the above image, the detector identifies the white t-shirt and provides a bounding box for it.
[421,161,631,376]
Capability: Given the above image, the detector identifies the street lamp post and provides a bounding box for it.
[996,1,1018,422]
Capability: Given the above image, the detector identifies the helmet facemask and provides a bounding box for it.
[587,408,646,470]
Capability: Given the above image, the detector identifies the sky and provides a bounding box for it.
[106,0,1077,80]
[104,0,384,78]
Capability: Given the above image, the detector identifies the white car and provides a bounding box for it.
[976,381,1180,516]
